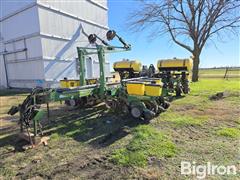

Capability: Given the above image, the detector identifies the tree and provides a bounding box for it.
[128,0,240,81]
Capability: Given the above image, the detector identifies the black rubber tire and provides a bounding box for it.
[144,101,158,114]
[130,106,143,119]
[175,87,182,97]
[158,106,166,113]
[183,82,190,94]
[163,101,170,109]
[143,111,155,122]
[65,99,77,107]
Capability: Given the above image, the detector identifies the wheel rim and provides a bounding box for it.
[69,99,76,107]
[131,107,142,118]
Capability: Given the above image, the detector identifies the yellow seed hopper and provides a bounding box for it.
[113,60,142,72]
[157,58,193,72]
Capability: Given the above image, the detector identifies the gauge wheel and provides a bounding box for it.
[69,99,77,107]
[130,106,143,119]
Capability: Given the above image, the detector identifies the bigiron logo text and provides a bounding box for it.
[181,161,237,179]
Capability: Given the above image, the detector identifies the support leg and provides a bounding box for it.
[47,102,50,121]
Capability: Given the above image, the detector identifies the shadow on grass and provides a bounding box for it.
[0,95,187,151]
[0,89,30,96]
[0,133,29,152]
[168,95,185,102]
[45,104,145,148]
[0,104,145,150]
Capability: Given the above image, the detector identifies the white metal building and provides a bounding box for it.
[0,0,110,88]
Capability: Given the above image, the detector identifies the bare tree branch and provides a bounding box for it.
[127,0,240,82]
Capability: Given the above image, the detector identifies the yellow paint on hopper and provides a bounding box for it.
[60,80,68,88]
[157,58,193,71]
[60,80,80,88]
[145,84,162,96]
[154,79,161,85]
[113,60,142,72]
[126,82,145,95]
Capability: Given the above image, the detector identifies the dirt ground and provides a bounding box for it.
[0,79,240,179]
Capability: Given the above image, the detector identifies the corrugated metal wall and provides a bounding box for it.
[38,0,109,83]
[0,42,7,88]
[0,0,36,18]
[0,0,109,88]
[0,0,44,88]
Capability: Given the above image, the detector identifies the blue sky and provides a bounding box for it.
[108,0,239,68]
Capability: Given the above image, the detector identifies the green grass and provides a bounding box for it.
[184,79,240,101]
[173,96,212,111]
[216,127,240,138]
[0,78,239,178]
[199,68,240,78]
[190,79,240,95]
[50,133,62,140]
[199,68,240,75]
[160,113,207,127]
[0,166,15,179]
[111,125,176,167]
[159,79,239,128]
[172,79,239,109]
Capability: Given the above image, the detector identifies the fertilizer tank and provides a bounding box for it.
[157,58,193,71]
[113,60,142,72]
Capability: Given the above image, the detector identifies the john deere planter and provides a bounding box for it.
[113,57,193,97]
[8,30,190,146]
